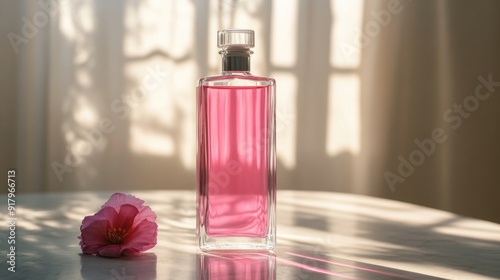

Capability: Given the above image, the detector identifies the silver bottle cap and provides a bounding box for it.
[217,29,255,49]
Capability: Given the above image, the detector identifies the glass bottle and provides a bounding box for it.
[196,29,276,250]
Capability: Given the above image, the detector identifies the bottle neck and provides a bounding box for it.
[220,49,252,72]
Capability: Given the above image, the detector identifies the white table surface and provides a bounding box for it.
[1,190,499,279]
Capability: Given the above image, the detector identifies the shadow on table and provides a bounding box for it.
[280,192,500,279]
[277,250,447,280]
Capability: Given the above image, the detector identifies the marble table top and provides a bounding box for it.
[1,190,499,279]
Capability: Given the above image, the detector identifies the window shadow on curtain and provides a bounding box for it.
[2,0,363,195]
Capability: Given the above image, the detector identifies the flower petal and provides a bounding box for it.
[123,219,158,252]
[81,206,117,231]
[133,205,157,228]
[102,193,145,212]
[80,219,111,255]
[113,204,139,231]
[98,245,123,258]
[121,248,141,256]
[80,219,110,245]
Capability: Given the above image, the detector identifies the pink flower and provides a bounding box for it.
[78,193,157,257]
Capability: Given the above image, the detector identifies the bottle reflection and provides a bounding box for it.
[197,251,276,280]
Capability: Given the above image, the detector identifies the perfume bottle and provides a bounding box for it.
[197,29,276,250]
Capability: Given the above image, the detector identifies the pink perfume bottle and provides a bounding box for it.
[197,29,276,250]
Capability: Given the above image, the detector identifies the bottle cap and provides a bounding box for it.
[217,29,255,49]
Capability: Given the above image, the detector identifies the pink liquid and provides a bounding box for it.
[198,85,271,238]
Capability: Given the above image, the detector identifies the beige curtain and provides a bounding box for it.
[1,0,499,223]
[360,0,500,223]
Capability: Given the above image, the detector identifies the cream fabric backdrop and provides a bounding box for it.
[1,0,499,223]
